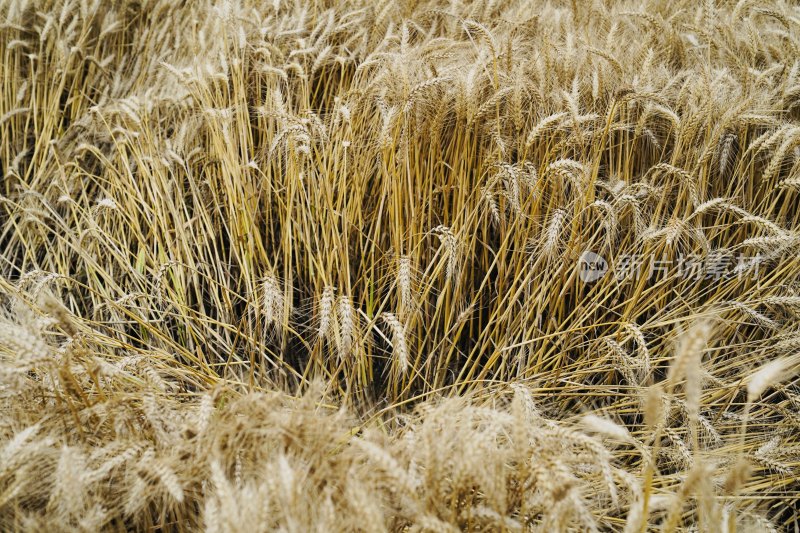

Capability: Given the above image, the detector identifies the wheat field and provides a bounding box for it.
[1,0,800,530]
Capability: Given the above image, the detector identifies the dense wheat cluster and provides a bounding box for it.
[1,0,800,530]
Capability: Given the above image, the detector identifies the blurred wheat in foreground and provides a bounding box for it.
[1,0,800,531]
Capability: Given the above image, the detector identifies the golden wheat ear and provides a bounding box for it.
[1,0,799,529]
